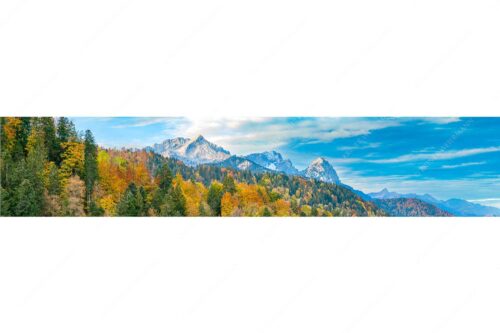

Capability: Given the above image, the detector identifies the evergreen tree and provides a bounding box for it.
[157,164,173,191]
[207,182,223,216]
[41,117,59,163]
[116,183,140,216]
[17,117,32,159]
[1,157,26,214]
[262,206,272,217]
[14,179,40,216]
[45,162,60,195]
[116,183,148,216]
[0,186,11,216]
[137,186,148,216]
[88,201,105,216]
[56,117,70,143]
[160,184,187,216]
[0,120,11,190]
[222,174,236,194]
[22,126,47,215]
[83,130,98,210]
[57,117,77,143]
[56,117,78,164]
[151,164,173,213]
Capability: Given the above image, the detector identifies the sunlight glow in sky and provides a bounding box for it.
[70,117,500,203]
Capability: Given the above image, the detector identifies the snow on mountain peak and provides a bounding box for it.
[302,157,340,184]
[311,157,327,164]
[150,135,230,165]
[245,151,299,175]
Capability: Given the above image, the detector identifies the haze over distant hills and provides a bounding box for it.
[147,135,499,217]
[369,188,500,217]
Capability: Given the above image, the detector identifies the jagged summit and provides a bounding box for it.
[193,134,206,142]
[311,157,328,164]
[369,188,401,199]
[302,157,340,184]
[245,151,299,174]
[149,135,230,165]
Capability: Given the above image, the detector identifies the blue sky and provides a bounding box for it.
[71,117,500,204]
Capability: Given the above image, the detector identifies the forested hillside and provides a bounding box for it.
[0,117,385,217]
[374,198,453,217]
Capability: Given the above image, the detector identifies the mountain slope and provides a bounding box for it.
[369,188,405,200]
[440,198,500,217]
[146,152,386,216]
[301,157,340,184]
[213,155,271,173]
[374,198,453,217]
[245,151,299,174]
[148,135,231,165]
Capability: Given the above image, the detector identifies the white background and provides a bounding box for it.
[1,0,500,332]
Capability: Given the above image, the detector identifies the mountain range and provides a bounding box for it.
[368,188,500,217]
[147,135,499,217]
[148,135,231,166]
[148,135,341,183]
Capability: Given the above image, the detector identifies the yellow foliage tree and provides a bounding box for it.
[180,179,207,216]
[221,192,239,217]
[237,183,267,216]
[99,194,116,216]
[2,117,21,152]
[274,199,291,216]
[59,141,84,187]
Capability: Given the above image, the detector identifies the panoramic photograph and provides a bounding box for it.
[1,117,499,217]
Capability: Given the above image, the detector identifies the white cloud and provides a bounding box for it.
[165,117,402,155]
[339,168,500,201]
[370,147,500,164]
[441,161,486,169]
[337,142,381,151]
[468,198,500,209]
[111,117,186,129]
[420,117,461,124]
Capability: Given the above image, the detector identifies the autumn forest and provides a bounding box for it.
[0,117,389,217]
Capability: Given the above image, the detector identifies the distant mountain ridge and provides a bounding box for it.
[368,189,500,217]
[374,198,453,217]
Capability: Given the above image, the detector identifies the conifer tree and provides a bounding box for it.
[83,130,98,210]
[14,179,40,216]
[17,117,32,159]
[22,125,47,216]
[262,207,272,217]
[157,164,173,191]
[222,174,236,194]
[152,164,173,213]
[40,117,59,163]
[0,185,10,216]
[56,117,70,143]
[116,183,140,216]
[207,182,223,216]
[160,184,187,216]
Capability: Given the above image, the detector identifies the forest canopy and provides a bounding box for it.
[0,117,385,217]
